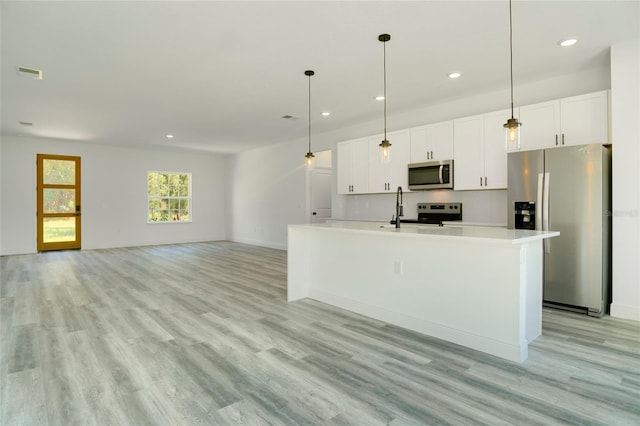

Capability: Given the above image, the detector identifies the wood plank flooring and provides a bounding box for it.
[1,241,639,425]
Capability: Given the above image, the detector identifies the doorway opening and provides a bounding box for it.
[36,154,82,251]
[308,150,332,224]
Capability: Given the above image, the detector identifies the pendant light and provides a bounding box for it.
[304,70,315,169]
[378,33,392,164]
[503,0,522,151]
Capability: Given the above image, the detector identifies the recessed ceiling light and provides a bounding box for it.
[321,112,330,116]
[559,38,578,47]
[166,134,174,139]
[448,72,462,79]
[375,95,385,101]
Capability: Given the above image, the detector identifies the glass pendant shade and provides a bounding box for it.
[305,152,315,169]
[504,117,521,151]
[379,139,391,164]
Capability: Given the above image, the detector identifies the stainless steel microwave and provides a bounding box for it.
[407,160,454,190]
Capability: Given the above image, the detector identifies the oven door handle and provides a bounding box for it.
[439,165,444,184]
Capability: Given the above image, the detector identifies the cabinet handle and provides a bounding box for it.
[555,134,558,146]
[480,177,483,186]
[485,176,488,186]
[562,134,565,145]
[431,151,434,159]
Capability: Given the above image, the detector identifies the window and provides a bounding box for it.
[147,171,191,222]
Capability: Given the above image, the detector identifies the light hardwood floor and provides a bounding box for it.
[1,241,639,425]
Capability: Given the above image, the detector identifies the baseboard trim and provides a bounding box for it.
[230,237,287,251]
[610,303,640,322]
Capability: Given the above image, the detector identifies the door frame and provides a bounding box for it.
[305,149,333,224]
[36,154,82,251]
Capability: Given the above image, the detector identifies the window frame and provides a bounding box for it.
[147,171,192,224]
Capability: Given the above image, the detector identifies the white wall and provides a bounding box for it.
[610,37,640,321]
[226,141,309,250]
[0,136,227,255]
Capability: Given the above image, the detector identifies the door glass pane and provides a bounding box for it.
[43,189,75,213]
[43,217,76,243]
[43,159,75,185]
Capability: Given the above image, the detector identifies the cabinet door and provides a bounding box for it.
[560,90,609,146]
[368,135,391,193]
[337,138,368,194]
[409,126,429,163]
[453,115,485,190]
[483,109,511,189]
[427,120,454,160]
[388,129,410,190]
[519,100,561,151]
[337,141,353,195]
[351,138,370,194]
[368,130,410,193]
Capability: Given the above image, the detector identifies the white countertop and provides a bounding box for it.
[291,221,559,244]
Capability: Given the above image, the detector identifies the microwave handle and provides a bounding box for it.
[439,165,444,184]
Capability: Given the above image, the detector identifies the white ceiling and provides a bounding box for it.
[1,1,638,154]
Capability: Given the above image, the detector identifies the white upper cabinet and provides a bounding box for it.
[369,129,410,193]
[518,100,561,151]
[338,91,608,194]
[482,109,509,189]
[409,120,454,163]
[518,90,609,151]
[337,138,369,194]
[560,91,609,146]
[453,109,510,190]
[453,114,485,190]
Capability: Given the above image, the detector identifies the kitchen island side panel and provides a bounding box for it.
[287,225,545,363]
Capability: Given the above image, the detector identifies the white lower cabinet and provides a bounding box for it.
[337,138,369,194]
[453,109,510,190]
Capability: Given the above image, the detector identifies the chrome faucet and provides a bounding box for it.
[395,186,404,228]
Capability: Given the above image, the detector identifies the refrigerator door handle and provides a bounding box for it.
[543,172,551,253]
[536,173,544,231]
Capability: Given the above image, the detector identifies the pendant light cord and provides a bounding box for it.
[509,0,515,120]
[383,39,387,140]
[308,73,311,153]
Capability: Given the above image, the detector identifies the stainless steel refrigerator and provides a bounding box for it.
[507,144,611,317]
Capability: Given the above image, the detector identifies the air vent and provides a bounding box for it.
[281,115,300,120]
[17,67,43,80]
[19,121,33,126]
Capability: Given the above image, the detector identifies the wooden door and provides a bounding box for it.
[37,154,81,251]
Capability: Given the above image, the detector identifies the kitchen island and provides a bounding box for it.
[287,222,559,363]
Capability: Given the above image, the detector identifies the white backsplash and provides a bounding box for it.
[333,189,508,225]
